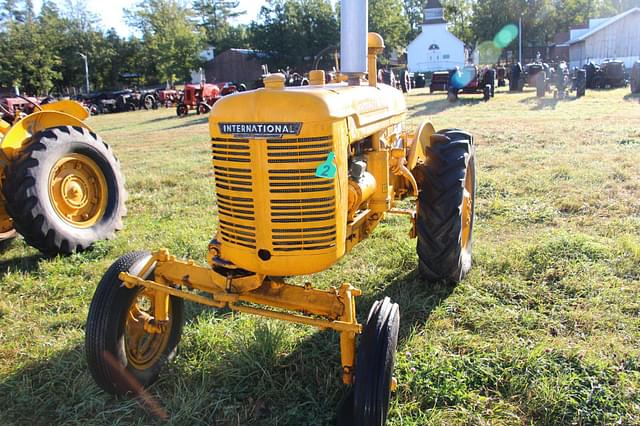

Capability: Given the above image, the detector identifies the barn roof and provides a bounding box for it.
[569,7,640,45]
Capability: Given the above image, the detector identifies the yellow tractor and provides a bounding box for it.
[85,2,476,424]
[0,99,126,254]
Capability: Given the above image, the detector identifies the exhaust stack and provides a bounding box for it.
[340,0,368,85]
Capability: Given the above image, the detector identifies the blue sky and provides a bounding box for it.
[32,0,270,36]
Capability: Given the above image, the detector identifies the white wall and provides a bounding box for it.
[408,23,465,72]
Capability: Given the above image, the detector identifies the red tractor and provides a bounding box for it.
[158,89,180,107]
[0,96,41,119]
[176,83,222,117]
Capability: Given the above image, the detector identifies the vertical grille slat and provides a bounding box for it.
[212,138,256,249]
[212,135,337,254]
[267,136,337,252]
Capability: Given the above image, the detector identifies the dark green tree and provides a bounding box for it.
[193,0,248,52]
[125,0,205,84]
[249,0,339,71]
[368,0,410,54]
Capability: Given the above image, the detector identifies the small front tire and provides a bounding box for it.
[353,297,400,426]
[85,251,184,395]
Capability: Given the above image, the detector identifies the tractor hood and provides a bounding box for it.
[209,82,406,140]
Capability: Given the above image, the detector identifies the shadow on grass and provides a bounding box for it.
[0,268,454,425]
[623,92,640,102]
[0,252,43,276]
[166,116,209,130]
[411,96,484,116]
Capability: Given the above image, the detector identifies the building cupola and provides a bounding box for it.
[424,0,446,24]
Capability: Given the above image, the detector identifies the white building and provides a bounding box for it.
[568,8,640,68]
[407,0,465,73]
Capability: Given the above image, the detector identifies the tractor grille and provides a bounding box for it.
[212,138,256,249]
[267,136,336,252]
[212,135,337,253]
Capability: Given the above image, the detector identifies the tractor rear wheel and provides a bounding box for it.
[3,126,126,255]
[142,94,156,110]
[536,72,546,97]
[400,70,411,93]
[86,251,184,395]
[352,297,400,426]
[483,84,491,101]
[414,129,475,284]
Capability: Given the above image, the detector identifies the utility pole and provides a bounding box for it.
[78,52,90,94]
[518,16,523,64]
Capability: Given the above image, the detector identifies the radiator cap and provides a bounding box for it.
[264,73,286,89]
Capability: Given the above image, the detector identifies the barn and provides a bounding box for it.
[568,7,640,68]
[407,0,465,73]
[204,49,267,88]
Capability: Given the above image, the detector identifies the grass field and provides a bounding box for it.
[0,86,639,425]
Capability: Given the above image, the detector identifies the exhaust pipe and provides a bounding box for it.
[341,0,368,85]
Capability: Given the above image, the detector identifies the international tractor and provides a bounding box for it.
[0,98,126,254]
[84,2,476,424]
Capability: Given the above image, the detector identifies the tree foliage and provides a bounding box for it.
[193,0,249,52]
[368,0,410,55]
[125,0,205,84]
[1,0,639,95]
[249,0,338,71]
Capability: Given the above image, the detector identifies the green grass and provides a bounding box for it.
[1,87,639,425]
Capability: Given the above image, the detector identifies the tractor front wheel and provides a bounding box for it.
[2,126,126,255]
[176,103,188,117]
[414,129,475,284]
[352,297,400,426]
[85,251,185,395]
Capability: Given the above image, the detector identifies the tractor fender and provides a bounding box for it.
[0,110,93,160]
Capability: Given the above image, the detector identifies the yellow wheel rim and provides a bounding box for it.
[124,289,172,370]
[461,157,475,251]
[48,154,108,228]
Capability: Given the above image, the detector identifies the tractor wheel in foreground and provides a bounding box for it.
[415,129,475,284]
[353,297,400,426]
[176,103,188,117]
[85,251,185,395]
[3,126,126,255]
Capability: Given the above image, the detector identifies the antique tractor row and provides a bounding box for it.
[175,82,245,117]
[0,98,126,254]
[84,2,477,423]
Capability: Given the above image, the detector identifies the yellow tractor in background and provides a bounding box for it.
[0,99,126,255]
[84,2,476,424]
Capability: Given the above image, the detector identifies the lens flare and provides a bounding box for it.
[478,41,502,65]
[494,24,519,49]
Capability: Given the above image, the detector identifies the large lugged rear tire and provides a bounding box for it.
[414,129,475,284]
[85,251,184,395]
[3,126,126,255]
